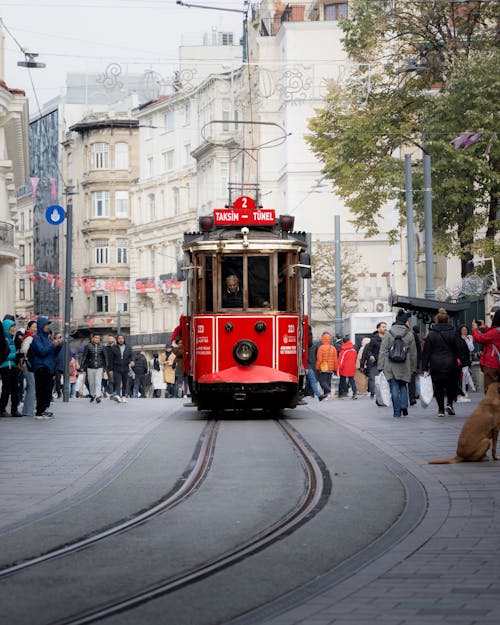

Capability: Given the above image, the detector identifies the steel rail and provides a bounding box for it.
[51,419,330,625]
[0,420,219,578]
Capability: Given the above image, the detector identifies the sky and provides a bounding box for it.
[1,0,245,113]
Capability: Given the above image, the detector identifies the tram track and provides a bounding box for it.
[15,418,330,625]
[0,419,220,579]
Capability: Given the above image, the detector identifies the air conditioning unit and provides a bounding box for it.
[374,300,386,313]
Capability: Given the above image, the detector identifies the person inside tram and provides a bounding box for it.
[222,274,243,307]
[277,271,287,310]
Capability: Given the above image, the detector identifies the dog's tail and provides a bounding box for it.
[428,456,464,464]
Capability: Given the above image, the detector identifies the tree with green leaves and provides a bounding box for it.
[306,0,499,277]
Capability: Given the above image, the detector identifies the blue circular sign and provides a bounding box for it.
[45,205,66,225]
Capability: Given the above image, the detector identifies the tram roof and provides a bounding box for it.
[183,227,308,251]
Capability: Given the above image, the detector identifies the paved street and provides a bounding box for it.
[1,391,499,625]
[251,392,500,625]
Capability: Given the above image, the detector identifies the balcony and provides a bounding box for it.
[0,221,17,260]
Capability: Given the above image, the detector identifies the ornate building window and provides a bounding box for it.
[94,239,109,264]
[92,191,110,217]
[115,142,129,169]
[115,190,129,217]
[324,3,348,20]
[96,294,109,313]
[148,193,156,220]
[93,143,109,169]
[166,149,175,171]
[173,187,180,216]
[116,239,128,264]
[165,110,175,131]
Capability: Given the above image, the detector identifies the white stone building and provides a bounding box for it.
[0,27,29,320]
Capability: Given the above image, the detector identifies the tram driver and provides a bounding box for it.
[222,274,243,307]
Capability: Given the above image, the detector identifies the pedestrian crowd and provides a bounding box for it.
[0,315,190,420]
[2,309,499,421]
[305,307,500,418]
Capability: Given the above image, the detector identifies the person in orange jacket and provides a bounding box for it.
[338,337,358,399]
[315,332,338,397]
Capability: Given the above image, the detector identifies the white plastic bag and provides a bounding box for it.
[375,372,391,407]
[75,372,89,397]
[419,373,434,408]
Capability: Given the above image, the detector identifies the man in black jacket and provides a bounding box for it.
[364,322,387,399]
[81,333,108,403]
[132,351,148,398]
[108,335,134,403]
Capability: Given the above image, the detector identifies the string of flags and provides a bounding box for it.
[26,267,181,294]
[30,177,57,199]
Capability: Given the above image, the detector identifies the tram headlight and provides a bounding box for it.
[233,340,258,366]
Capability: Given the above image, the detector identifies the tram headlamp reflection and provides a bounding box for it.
[233,340,258,366]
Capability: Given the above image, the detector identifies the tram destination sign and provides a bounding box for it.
[213,208,276,226]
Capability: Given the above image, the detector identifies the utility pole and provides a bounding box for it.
[62,187,77,402]
[404,154,417,298]
[334,215,343,338]
[423,154,435,299]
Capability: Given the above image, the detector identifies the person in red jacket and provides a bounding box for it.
[472,310,500,392]
[338,338,358,399]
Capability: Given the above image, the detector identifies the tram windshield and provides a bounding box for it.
[220,255,271,310]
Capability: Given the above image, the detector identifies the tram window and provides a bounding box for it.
[221,256,243,308]
[278,253,287,310]
[248,256,270,307]
[205,255,213,312]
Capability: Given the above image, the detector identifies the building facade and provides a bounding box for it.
[63,113,139,337]
[14,187,35,320]
[0,77,29,320]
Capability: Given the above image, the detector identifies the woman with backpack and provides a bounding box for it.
[378,309,417,418]
[422,308,463,417]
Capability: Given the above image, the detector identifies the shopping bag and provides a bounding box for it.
[75,372,89,397]
[354,369,368,395]
[419,374,434,408]
[374,372,391,407]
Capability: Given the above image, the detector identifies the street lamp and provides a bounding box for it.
[17,51,45,68]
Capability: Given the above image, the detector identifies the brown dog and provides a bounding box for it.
[429,382,500,464]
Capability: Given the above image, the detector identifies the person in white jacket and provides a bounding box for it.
[20,320,37,417]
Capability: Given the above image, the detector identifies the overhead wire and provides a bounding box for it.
[1,17,68,189]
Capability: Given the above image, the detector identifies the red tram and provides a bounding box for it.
[179,197,311,412]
